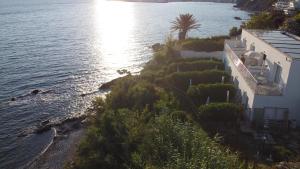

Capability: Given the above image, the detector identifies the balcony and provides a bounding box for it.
[225,40,282,96]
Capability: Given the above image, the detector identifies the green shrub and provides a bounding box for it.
[171,57,222,63]
[272,145,294,162]
[282,18,300,36]
[245,11,285,29]
[166,60,224,73]
[198,103,243,123]
[187,83,236,106]
[229,27,242,37]
[181,37,227,52]
[138,114,247,169]
[106,77,160,110]
[157,70,230,91]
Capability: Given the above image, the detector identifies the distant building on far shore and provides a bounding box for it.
[274,0,300,15]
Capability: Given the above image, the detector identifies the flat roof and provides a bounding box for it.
[246,30,300,59]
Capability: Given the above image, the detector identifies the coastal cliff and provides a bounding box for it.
[235,0,277,11]
[112,0,237,3]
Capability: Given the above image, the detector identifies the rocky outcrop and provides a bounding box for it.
[31,89,41,95]
[99,75,130,90]
[35,115,87,134]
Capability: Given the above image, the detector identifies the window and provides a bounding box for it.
[250,43,255,51]
[274,63,282,84]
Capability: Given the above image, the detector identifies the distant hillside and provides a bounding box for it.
[113,0,237,3]
[235,0,277,11]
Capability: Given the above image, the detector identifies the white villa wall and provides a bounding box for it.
[236,30,300,126]
[180,50,223,60]
[223,52,256,110]
[284,60,300,122]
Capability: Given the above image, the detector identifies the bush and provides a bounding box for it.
[138,114,247,169]
[229,27,242,37]
[106,77,160,110]
[272,145,294,162]
[245,11,285,29]
[187,83,236,106]
[166,60,224,73]
[181,37,228,52]
[171,57,222,63]
[198,103,243,123]
[72,108,248,169]
[157,70,230,91]
[282,13,300,36]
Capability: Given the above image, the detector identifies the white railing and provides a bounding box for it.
[225,42,282,96]
[225,43,259,92]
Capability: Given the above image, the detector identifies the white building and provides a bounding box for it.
[274,0,291,10]
[290,0,300,9]
[274,0,299,14]
[223,29,300,128]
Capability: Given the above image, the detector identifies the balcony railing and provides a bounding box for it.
[225,41,282,96]
[225,43,258,92]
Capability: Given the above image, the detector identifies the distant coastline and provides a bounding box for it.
[110,0,237,3]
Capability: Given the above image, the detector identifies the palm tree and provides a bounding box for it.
[171,13,200,40]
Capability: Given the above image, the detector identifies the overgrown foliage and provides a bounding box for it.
[68,47,252,169]
[198,103,243,123]
[245,11,285,30]
[187,83,236,106]
[157,70,230,91]
[181,36,228,52]
[166,60,224,73]
[229,27,242,37]
[282,13,300,36]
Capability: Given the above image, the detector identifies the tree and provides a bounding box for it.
[281,13,300,36]
[229,27,242,37]
[245,11,285,30]
[171,13,200,40]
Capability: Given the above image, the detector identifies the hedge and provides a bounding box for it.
[187,83,236,106]
[181,37,227,52]
[198,103,242,123]
[166,60,224,73]
[171,57,222,64]
[157,70,230,91]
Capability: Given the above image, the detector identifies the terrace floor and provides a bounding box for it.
[225,40,282,96]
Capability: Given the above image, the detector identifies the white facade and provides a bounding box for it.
[274,0,290,10]
[293,0,300,9]
[224,29,300,128]
[274,0,299,13]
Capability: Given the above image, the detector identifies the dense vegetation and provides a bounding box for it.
[187,83,236,106]
[67,43,252,169]
[236,0,277,11]
[245,11,286,30]
[181,36,228,52]
[230,11,300,36]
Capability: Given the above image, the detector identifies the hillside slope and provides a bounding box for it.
[236,0,277,11]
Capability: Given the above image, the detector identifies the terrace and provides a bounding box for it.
[224,40,282,96]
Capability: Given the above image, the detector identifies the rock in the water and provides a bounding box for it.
[31,89,41,95]
[35,125,52,134]
[99,76,127,90]
[152,43,164,51]
[80,93,87,97]
[234,16,242,20]
[41,120,50,126]
[11,97,16,101]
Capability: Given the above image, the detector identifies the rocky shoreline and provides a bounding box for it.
[22,114,90,169]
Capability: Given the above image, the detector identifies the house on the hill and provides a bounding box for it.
[274,0,299,15]
[223,29,300,129]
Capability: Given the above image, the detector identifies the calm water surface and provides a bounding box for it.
[0,0,248,168]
